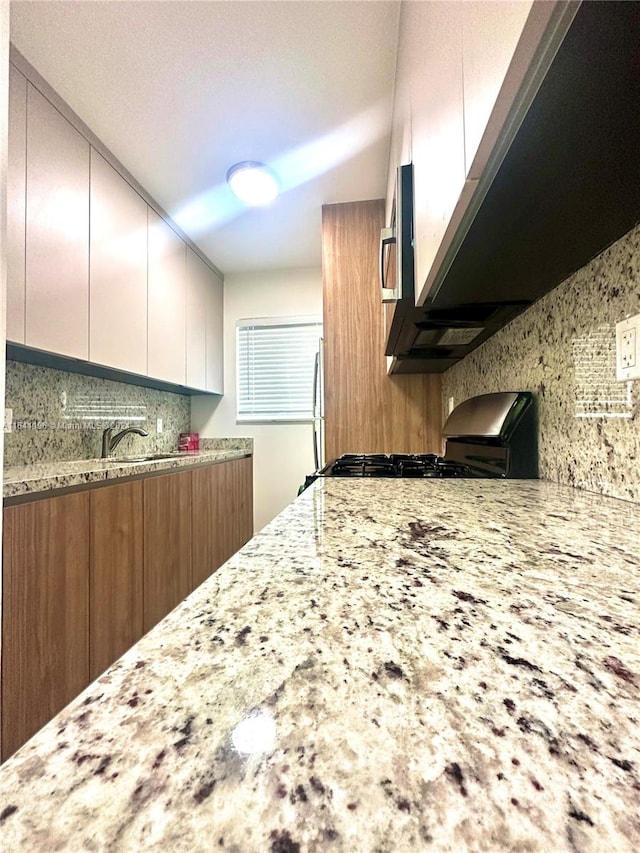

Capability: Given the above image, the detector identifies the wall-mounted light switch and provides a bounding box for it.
[448,396,455,415]
[156,418,163,434]
[4,408,13,433]
[616,314,640,381]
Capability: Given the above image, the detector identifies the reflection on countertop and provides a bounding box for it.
[0,478,638,851]
[3,437,253,499]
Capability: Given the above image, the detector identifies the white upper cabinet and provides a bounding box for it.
[384,3,413,225]
[185,248,223,393]
[25,84,90,359]
[390,0,559,305]
[90,150,148,375]
[408,1,468,306]
[7,67,27,344]
[462,1,534,179]
[8,57,224,393]
[185,248,208,391]
[148,209,187,386]
[205,268,223,394]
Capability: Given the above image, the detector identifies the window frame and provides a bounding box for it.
[235,315,323,425]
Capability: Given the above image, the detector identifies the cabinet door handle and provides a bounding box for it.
[380,226,397,302]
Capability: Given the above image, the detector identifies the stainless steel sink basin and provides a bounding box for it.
[110,453,178,464]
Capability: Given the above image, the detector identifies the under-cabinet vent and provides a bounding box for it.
[438,327,485,346]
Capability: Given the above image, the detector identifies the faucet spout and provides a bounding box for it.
[101,424,149,458]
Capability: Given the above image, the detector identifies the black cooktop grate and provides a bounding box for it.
[326,453,471,478]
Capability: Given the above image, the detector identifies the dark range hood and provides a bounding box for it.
[389,1,640,373]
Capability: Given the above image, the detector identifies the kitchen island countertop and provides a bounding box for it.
[0,478,638,851]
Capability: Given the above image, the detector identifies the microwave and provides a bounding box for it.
[380,164,415,354]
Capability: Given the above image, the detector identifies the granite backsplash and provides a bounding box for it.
[442,222,640,503]
[4,361,191,466]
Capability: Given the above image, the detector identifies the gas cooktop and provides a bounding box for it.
[324,453,470,478]
[301,392,537,492]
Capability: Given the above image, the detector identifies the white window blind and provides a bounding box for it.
[237,317,323,422]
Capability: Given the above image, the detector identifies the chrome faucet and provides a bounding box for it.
[101,424,149,458]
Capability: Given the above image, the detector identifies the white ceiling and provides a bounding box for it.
[10,0,400,275]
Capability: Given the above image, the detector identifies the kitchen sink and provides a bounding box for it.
[110,453,179,464]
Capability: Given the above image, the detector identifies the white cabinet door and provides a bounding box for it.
[384,2,413,225]
[90,150,147,375]
[185,247,207,390]
[7,66,27,344]
[205,267,223,394]
[462,1,533,179]
[409,1,466,306]
[25,84,89,359]
[147,209,186,386]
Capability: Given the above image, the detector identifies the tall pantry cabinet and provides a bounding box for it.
[321,199,442,460]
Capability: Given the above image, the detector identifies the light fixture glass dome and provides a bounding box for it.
[226,161,280,206]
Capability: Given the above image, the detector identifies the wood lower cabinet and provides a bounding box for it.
[1,492,90,762]
[143,470,193,634]
[89,481,144,681]
[192,457,253,588]
[222,457,253,564]
[1,457,253,761]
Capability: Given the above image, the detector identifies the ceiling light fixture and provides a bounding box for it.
[226,161,280,206]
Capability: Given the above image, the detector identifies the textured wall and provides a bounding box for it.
[5,361,191,465]
[442,223,640,503]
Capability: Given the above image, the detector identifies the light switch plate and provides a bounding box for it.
[616,314,640,381]
[4,408,12,433]
[156,418,163,433]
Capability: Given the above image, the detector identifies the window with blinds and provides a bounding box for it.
[236,317,323,422]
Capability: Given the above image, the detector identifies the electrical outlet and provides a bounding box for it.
[4,408,12,433]
[616,314,640,381]
[621,329,636,367]
[156,418,163,433]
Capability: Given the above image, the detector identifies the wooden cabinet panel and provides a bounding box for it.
[25,84,90,359]
[90,149,148,375]
[192,458,253,588]
[205,267,224,394]
[147,208,187,386]
[7,66,27,344]
[1,459,251,760]
[143,471,192,633]
[185,248,208,390]
[89,481,143,681]
[191,464,222,588]
[2,493,90,762]
[227,457,253,558]
[322,200,442,460]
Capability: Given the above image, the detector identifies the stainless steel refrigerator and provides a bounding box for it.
[312,337,325,472]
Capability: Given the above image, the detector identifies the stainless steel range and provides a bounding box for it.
[303,391,537,489]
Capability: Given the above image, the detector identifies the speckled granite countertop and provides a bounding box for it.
[0,479,638,852]
[3,439,252,500]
